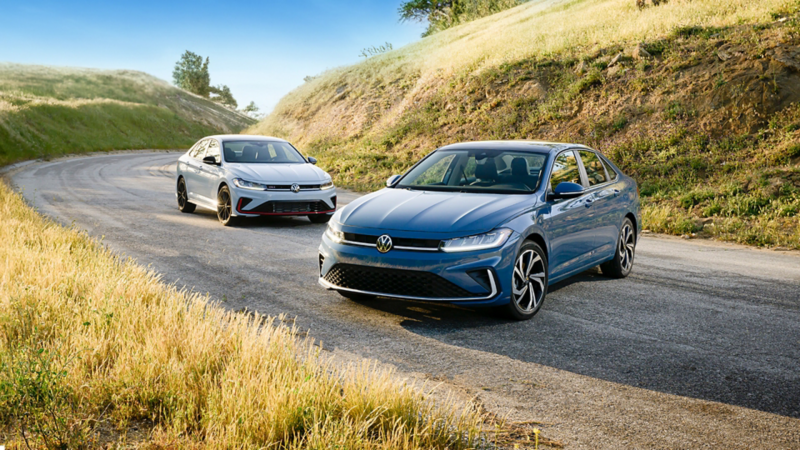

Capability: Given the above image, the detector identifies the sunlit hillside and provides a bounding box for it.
[251,0,800,249]
[0,63,254,164]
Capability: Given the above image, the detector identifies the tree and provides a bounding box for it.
[399,0,523,36]
[209,84,237,109]
[242,102,259,114]
[172,51,210,97]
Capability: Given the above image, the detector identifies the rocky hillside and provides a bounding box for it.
[250,0,800,249]
[0,63,255,165]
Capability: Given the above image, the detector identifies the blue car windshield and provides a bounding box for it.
[397,150,547,193]
[223,141,306,164]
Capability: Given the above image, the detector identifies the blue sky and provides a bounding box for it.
[1,0,426,112]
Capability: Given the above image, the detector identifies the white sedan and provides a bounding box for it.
[175,135,336,226]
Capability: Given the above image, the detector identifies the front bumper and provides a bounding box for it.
[318,228,519,307]
[232,186,336,217]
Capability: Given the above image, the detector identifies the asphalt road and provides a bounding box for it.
[8,151,800,448]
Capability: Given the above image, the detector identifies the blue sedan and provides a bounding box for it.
[318,141,640,320]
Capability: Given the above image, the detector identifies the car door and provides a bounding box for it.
[183,139,208,202]
[578,150,620,260]
[196,139,223,204]
[541,150,596,280]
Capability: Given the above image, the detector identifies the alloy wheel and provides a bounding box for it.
[619,223,635,272]
[512,249,546,313]
[217,188,232,223]
[177,179,188,208]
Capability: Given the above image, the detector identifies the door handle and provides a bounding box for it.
[613,189,620,196]
[585,198,593,208]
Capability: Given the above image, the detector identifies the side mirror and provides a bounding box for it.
[308,156,318,165]
[386,174,401,187]
[202,156,219,165]
[548,181,584,200]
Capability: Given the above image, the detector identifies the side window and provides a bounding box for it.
[579,151,607,186]
[206,140,221,163]
[189,140,208,159]
[550,151,582,190]
[601,156,618,180]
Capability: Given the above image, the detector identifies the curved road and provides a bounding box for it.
[8,152,800,448]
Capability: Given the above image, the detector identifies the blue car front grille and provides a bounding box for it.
[323,263,486,299]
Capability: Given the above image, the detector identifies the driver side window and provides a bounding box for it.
[189,140,208,159]
[550,151,582,190]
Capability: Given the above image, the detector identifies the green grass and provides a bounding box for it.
[250,0,800,249]
[0,63,255,165]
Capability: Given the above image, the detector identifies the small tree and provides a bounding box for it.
[359,42,393,59]
[210,84,237,109]
[172,51,211,97]
[243,101,259,114]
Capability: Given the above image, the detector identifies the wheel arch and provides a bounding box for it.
[522,232,548,262]
[624,212,638,237]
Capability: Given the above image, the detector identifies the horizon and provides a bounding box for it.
[1,0,426,113]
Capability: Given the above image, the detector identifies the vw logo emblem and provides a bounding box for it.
[376,234,393,253]
[290,183,300,193]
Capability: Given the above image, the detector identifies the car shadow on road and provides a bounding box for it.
[349,268,800,419]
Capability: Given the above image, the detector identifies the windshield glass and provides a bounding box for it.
[397,149,547,193]
[222,140,306,164]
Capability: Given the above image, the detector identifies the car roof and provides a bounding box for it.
[205,134,290,143]
[436,140,591,154]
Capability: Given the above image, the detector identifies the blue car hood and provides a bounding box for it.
[338,188,534,233]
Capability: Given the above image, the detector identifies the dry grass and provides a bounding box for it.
[0,181,483,448]
[260,0,792,141]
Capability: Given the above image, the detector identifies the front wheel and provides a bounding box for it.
[601,218,636,278]
[177,178,196,213]
[217,185,236,226]
[308,214,332,224]
[501,241,548,321]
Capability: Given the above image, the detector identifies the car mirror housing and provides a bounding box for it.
[549,181,584,200]
[386,174,401,187]
[202,156,219,165]
[308,156,318,165]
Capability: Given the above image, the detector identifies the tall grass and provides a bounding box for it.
[0,182,482,448]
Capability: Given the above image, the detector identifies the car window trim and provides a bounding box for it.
[547,149,588,194]
[576,148,611,189]
[574,148,620,193]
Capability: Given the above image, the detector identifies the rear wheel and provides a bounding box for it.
[337,290,376,301]
[502,241,548,321]
[217,185,236,226]
[308,214,332,224]
[177,178,195,213]
[601,218,636,278]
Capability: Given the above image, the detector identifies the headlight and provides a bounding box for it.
[233,178,268,190]
[325,223,345,244]
[439,228,513,253]
[320,180,334,190]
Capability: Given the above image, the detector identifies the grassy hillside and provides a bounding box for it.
[0,63,255,165]
[251,0,800,249]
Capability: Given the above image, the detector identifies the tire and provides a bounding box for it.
[177,178,196,213]
[601,217,636,278]
[337,290,376,301]
[308,214,332,224]
[216,185,237,226]
[501,241,548,321]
